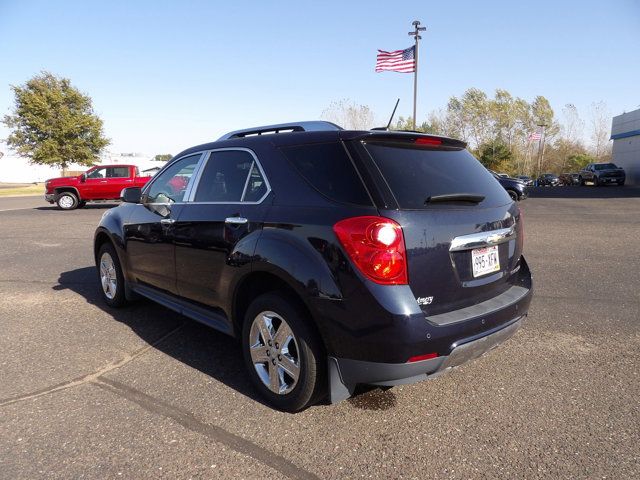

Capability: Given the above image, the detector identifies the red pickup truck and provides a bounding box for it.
[44,165,152,210]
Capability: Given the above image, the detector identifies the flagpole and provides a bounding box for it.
[408,20,426,130]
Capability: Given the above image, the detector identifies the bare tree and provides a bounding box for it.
[562,104,584,141]
[589,101,611,160]
[321,99,376,130]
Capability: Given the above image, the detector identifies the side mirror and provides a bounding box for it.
[80,174,86,183]
[121,187,142,204]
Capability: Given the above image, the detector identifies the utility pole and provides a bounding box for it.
[536,123,547,177]
[408,20,426,130]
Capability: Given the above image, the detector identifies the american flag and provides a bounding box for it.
[528,130,542,141]
[375,46,415,73]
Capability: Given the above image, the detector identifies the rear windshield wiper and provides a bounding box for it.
[425,193,485,204]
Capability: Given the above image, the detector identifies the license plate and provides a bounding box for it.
[471,246,500,277]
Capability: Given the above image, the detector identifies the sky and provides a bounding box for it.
[0,0,639,156]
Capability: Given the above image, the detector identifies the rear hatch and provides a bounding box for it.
[352,134,524,317]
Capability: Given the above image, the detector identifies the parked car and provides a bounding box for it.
[45,165,151,210]
[489,170,528,201]
[578,163,625,186]
[537,173,560,186]
[516,175,534,187]
[94,121,533,411]
[558,173,580,186]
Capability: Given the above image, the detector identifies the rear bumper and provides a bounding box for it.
[325,256,533,403]
[329,316,524,402]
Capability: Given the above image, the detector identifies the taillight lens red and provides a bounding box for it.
[407,352,438,363]
[333,216,408,285]
[415,137,442,146]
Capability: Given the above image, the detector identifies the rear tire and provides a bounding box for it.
[56,192,79,210]
[97,242,128,308]
[507,190,518,201]
[242,293,326,412]
[592,176,599,187]
[579,176,585,186]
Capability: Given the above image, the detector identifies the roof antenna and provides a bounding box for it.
[371,98,400,131]
[386,98,400,130]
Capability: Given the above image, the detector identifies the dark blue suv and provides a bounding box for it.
[94,121,533,411]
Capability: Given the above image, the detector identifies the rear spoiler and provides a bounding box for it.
[346,131,467,149]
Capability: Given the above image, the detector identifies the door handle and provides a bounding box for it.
[225,217,248,225]
[160,218,176,225]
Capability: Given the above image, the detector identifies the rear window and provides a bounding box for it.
[280,142,371,206]
[364,143,509,209]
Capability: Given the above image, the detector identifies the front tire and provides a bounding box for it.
[507,189,518,201]
[56,192,79,210]
[592,176,599,187]
[242,293,326,412]
[97,243,127,307]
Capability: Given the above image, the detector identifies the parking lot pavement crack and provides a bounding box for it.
[92,377,320,480]
[0,324,184,408]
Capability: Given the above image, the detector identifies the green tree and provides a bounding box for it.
[153,154,173,162]
[392,116,437,133]
[566,153,596,171]
[479,141,513,172]
[2,72,109,170]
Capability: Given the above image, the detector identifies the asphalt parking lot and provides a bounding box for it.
[1,188,639,479]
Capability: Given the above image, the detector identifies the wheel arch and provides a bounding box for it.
[232,269,331,354]
[54,186,81,199]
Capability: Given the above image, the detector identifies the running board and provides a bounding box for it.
[131,284,234,336]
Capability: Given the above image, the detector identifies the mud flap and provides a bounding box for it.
[328,357,354,404]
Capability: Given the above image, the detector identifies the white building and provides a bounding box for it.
[0,142,162,183]
[611,109,640,186]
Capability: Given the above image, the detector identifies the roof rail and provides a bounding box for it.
[217,121,343,141]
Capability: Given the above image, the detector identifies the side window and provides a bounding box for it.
[280,142,371,206]
[145,154,201,203]
[86,167,106,179]
[194,150,267,203]
[106,166,130,178]
[243,162,268,202]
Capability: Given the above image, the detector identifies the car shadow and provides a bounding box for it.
[54,266,272,408]
[527,185,640,199]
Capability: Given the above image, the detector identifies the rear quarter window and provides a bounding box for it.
[364,143,509,209]
[280,142,371,206]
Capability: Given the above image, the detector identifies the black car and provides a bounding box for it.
[579,163,625,186]
[94,121,533,411]
[516,175,534,187]
[489,170,528,201]
[537,173,560,186]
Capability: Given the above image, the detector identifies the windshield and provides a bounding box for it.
[363,143,509,209]
[594,163,617,170]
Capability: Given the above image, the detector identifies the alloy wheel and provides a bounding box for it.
[249,311,300,395]
[99,252,118,300]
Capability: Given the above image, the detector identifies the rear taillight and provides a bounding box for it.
[333,216,408,285]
